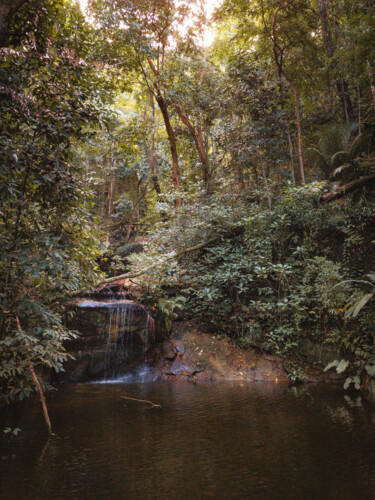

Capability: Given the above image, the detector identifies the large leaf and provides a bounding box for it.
[330,150,349,169]
[324,360,339,372]
[336,359,349,374]
[352,293,374,318]
[344,377,352,390]
[353,376,361,390]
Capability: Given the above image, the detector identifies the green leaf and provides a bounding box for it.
[324,360,339,372]
[352,293,374,318]
[353,376,361,390]
[344,377,352,390]
[336,359,349,374]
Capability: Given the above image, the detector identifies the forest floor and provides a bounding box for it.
[152,320,342,384]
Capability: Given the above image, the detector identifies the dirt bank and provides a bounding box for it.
[152,321,341,383]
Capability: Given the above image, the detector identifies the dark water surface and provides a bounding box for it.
[1,379,375,499]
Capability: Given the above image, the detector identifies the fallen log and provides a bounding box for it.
[320,174,375,203]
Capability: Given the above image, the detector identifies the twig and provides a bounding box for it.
[121,395,161,408]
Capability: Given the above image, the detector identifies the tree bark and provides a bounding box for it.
[287,131,296,185]
[16,317,52,435]
[228,113,246,192]
[320,175,375,203]
[174,103,209,190]
[291,83,305,184]
[196,117,210,191]
[317,0,354,122]
[107,158,116,218]
[149,94,161,194]
[266,1,306,183]
[156,93,181,208]
[144,55,180,207]
[100,237,218,285]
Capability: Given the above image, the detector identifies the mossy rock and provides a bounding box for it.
[116,242,144,258]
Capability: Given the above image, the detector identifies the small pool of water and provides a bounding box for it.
[1,380,375,499]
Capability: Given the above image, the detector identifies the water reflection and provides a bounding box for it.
[1,381,375,499]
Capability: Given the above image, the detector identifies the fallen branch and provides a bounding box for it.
[121,395,161,408]
[100,237,218,285]
[16,317,52,435]
[320,174,375,203]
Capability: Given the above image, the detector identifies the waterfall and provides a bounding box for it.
[102,300,155,378]
[69,297,157,382]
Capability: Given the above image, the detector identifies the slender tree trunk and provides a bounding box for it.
[171,50,210,192]
[174,103,210,190]
[197,117,210,192]
[318,0,354,121]
[197,3,210,192]
[228,114,246,192]
[233,161,245,193]
[277,73,306,184]
[287,131,296,185]
[358,84,361,134]
[156,94,181,208]
[149,94,161,194]
[16,317,52,435]
[261,164,272,209]
[108,170,115,218]
[277,66,296,186]
[125,216,133,243]
[291,83,305,184]
[135,171,141,235]
[268,8,305,184]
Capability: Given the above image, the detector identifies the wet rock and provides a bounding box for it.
[116,242,144,258]
[62,298,158,383]
[152,321,289,382]
[152,321,343,383]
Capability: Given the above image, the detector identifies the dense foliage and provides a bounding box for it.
[1,0,375,404]
[0,0,113,402]
[130,185,375,383]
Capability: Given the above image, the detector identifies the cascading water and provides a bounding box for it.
[102,299,155,378]
[64,297,157,382]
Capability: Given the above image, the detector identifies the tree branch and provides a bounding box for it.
[320,175,375,203]
[16,317,52,435]
[100,237,218,285]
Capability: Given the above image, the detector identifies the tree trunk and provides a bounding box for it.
[16,317,52,435]
[149,94,161,194]
[277,66,296,186]
[287,131,296,185]
[228,113,246,192]
[107,172,115,218]
[156,93,181,208]
[291,82,305,184]
[268,10,305,184]
[174,103,209,191]
[197,118,211,193]
[317,0,354,121]
[233,161,245,193]
[320,175,375,203]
